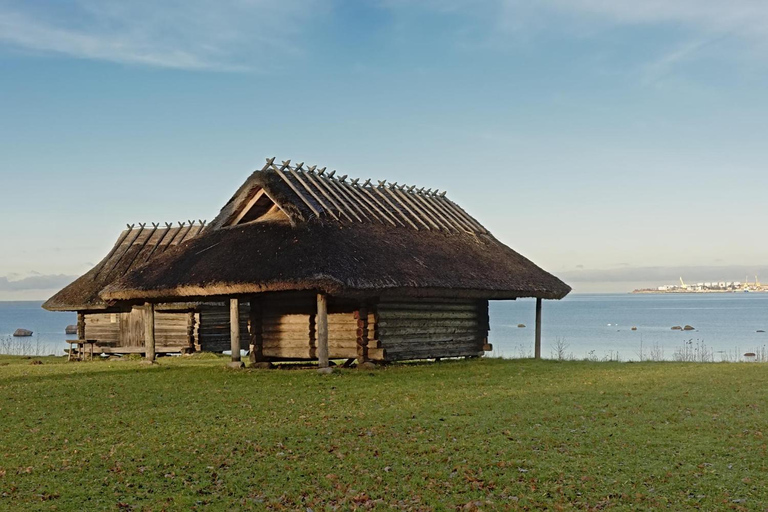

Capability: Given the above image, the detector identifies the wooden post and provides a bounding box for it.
[317,293,329,370]
[229,298,244,368]
[248,298,264,364]
[355,305,369,363]
[534,298,542,360]
[77,312,85,341]
[144,303,155,362]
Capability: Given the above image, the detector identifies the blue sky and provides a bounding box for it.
[1,0,768,299]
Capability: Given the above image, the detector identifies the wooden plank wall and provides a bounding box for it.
[376,299,487,361]
[85,308,198,351]
[199,303,249,352]
[260,293,367,360]
[84,313,120,343]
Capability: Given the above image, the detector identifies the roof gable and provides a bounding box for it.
[209,158,489,234]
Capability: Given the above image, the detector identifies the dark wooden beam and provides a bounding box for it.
[535,298,542,359]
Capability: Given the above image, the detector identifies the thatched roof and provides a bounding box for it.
[42,222,206,311]
[100,159,570,302]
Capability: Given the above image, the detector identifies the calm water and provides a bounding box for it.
[1,295,767,359]
[490,293,768,361]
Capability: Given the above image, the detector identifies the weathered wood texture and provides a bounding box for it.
[144,303,155,361]
[258,293,369,360]
[83,307,198,350]
[230,298,241,362]
[317,294,329,368]
[376,299,488,361]
[198,302,249,352]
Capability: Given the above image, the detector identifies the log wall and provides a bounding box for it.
[258,293,368,360]
[84,313,120,343]
[198,302,249,352]
[376,299,488,361]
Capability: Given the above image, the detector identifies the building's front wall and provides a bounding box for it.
[250,293,489,363]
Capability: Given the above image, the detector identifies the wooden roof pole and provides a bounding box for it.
[121,222,160,271]
[101,223,146,275]
[355,182,401,227]
[440,197,488,233]
[160,222,187,253]
[287,163,339,220]
[92,224,134,278]
[412,189,457,232]
[345,179,390,224]
[142,222,174,263]
[381,184,430,230]
[324,174,372,223]
[313,170,366,222]
[372,184,419,230]
[391,185,443,230]
[423,194,475,232]
[302,167,357,222]
[273,161,323,218]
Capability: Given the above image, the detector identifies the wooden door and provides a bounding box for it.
[119,307,145,347]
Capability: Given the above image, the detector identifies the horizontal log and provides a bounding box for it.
[376,303,479,312]
[376,319,478,328]
[379,326,483,336]
[380,334,480,344]
[386,348,485,361]
[263,347,314,359]
[95,345,190,354]
[377,311,477,320]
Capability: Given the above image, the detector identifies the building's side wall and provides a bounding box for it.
[198,303,248,353]
[84,313,120,344]
[84,307,198,353]
[376,299,488,361]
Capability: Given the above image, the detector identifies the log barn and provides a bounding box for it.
[42,222,250,356]
[95,158,570,367]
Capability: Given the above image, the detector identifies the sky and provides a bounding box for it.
[1,0,767,299]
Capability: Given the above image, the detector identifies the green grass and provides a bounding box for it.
[1,356,767,511]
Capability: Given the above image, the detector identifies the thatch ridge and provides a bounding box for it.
[207,158,489,234]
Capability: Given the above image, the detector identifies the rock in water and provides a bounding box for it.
[517,324,526,328]
[631,327,638,331]
[65,325,78,335]
[13,329,33,337]
[683,325,695,331]
[671,326,682,331]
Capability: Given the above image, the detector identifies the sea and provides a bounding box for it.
[1,294,767,361]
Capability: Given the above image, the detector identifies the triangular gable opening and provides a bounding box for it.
[231,188,287,226]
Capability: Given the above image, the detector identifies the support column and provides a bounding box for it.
[248,297,264,364]
[317,293,329,369]
[144,303,155,362]
[77,312,85,341]
[355,304,369,363]
[228,298,244,368]
[534,298,542,360]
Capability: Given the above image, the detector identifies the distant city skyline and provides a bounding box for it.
[2,1,768,299]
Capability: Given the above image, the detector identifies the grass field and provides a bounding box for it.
[1,355,766,511]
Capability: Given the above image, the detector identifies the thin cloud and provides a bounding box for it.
[0,274,77,292]
[0,0,320,71]
[560,265,768,284]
